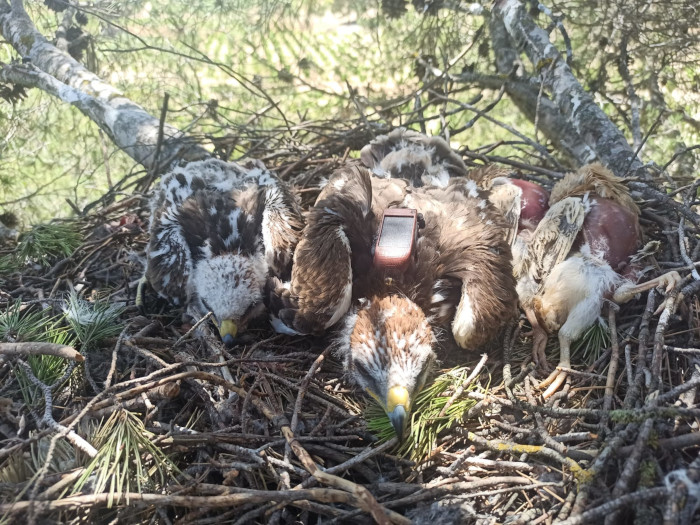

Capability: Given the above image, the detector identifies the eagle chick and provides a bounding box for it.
[145,158,304,346]
[270,132,517,438]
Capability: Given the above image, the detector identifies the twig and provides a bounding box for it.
[173,312,213,347]
[605,418,655,524]
[559,487,668,525]
[601,303,621,426]
[0,487,388,516]
[0,342,84,362]
[678,219,700,281]
[16,361,97,458]
[439,353,487,417]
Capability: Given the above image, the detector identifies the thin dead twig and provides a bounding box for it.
[0,342,84,362]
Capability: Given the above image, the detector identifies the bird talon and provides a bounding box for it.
[662,271,682,294]
[135,276,148,315]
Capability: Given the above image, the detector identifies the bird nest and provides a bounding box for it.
[1,131,700,525]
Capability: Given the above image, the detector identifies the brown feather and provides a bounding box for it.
[269,165,374,334]
[360,128,468,187]
[549,162,640,215]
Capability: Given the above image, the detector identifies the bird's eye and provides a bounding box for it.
[415,358,433,392]
[353,360,379,394]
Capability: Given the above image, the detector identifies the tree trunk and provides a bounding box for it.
[487,15,597,167]
[492,0,648,179]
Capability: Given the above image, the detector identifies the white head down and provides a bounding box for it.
[190,252,267,346]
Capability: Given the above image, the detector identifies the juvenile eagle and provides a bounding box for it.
[269,131,517,437]
[144,157,304,346]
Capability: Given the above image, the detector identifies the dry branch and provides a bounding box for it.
[493,0,648,178]
[0,342,83,362]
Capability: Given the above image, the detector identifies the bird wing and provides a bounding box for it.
[485,182,522,246]
[261,177,305,279]
[269,165,374,335]
[527,197,586,285]
[410,191,518,349]
[145,200,196,306]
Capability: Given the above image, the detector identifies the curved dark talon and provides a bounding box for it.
[135,276,148,315]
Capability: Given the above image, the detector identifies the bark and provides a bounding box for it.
[487,15,597,167]
[492,0,648,179]
[0,0,208,171]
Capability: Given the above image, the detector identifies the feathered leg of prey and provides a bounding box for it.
[538,270,682,400]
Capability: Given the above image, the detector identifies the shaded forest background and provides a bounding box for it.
[1,0,698,224]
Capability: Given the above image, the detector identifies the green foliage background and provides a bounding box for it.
[0,0,698,224]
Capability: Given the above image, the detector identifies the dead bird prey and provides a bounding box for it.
[142,157,304,346]
[269,131,517,438]
[512,163,681,397]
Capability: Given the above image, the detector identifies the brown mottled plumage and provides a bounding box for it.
[361,127,468,187]
[269,132,517,437]
[145,158,304,346]
[549,162,640,215]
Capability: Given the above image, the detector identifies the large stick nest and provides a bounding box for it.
[1,121,699,525]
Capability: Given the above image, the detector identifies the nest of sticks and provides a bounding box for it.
[1,122,700,525]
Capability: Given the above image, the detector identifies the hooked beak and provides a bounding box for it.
[387,385,410,440]
[219,319,238,348]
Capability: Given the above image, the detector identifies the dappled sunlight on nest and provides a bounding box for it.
[0,126,696,524]
[0,79,697,525]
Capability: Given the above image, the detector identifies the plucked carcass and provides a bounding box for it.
[512,163,680,397]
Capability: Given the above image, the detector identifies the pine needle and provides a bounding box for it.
[366,366,481,462]
[0,435,76,484]
[1,300,78,404]
[14,223,82,267]
[571,321,611,366]
[0,300,50,342]
[63,292,124,349]
[0,254,19,276]
[73,410,179,505]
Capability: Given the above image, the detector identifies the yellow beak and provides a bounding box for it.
[387,386,411,440]
[219,319,238,347]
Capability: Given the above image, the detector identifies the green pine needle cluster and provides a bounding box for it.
[0,436,76,485]
[366,366,482,462]
[571,321,611,366]
[1,300,77,405]
[13,222,82,267]
[63,292,125,349]
[73,410,179,506]
[0,253,19,276]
